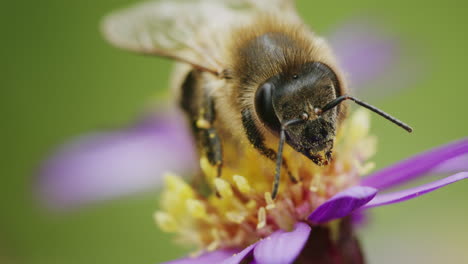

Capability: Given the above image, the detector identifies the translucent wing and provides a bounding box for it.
[102,0,297,75]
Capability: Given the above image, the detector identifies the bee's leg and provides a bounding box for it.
[179,70,223,177]
[241,108,298,190]
[195,93,223,177]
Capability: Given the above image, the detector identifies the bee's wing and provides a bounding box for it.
[102,0,298,75]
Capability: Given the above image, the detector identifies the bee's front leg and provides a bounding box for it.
[241,108,298,185]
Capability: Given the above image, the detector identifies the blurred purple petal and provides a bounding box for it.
[328,18,423,99]
[161,250,237,264]
[431,154,468,174]
[362,138,468,190]
[253,223,311,264]
[308,186,377,224]
[328,19,399,89]
[38,110,197,208]
[221,243,257,264]
[363,172,468,209]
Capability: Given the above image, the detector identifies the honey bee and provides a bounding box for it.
[102,0,412,199]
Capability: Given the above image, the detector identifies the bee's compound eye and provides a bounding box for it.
[255,82,281,133]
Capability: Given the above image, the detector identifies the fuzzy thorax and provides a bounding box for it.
[154,109,376,252]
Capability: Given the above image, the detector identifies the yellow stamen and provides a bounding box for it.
[226,211,246,224]
[186,199,207,219]
[164,172,193,194]
[349,109,370,142]
[246,200,257,209]
[189,250,203,258]
[206,240,219,251]
[310,173,324,195]
[154,211,178,232]
[264,192,276,210]
[214,178,233,198]
[200,157,217,180]
[233,175,251,194]
[161,173,195,216]
[359,161,376,176]
[206,229,220,251]
[257,207,267,229]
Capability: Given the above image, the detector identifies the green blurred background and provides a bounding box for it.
[2,0,467,263]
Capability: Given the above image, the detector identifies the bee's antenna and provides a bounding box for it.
[317,95,413,133]
[272,119,304,200]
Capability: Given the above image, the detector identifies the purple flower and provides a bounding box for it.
[157,138,467,264]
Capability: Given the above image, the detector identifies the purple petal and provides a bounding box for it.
[361,138,468,190]
[308,186,377,224]
[328,18,399,89]
[161,250,237,264]
[363,172,468,209]
[37,109,197,208]
[431,154,468,174]
[221,243,257,264]
[253,222,311,264]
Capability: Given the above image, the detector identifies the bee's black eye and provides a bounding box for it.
[255,82,281,133]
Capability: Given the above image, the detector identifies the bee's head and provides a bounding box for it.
[255,62,343,165]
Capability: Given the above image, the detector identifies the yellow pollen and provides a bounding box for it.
[310,173,325,195]
[161,173,195,216]
[154,211,178,232]
[186,199,207,219]
[264,192,276,210]
[206,229,221,251]
[164,172,192,194]
[206,240,219,251]
[359,161,376,176]
[189,250,203,258]
[196,119,211,129]
[257,207,267,229]
[348,109,370,142]
[246,200,257,209]
[233,175,251,194]
[200,157,217,180]
[226,211,246,224]
[214,178,233,198]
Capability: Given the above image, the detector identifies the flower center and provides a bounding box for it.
[154,109,376,253]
